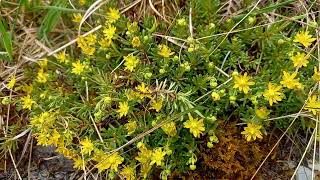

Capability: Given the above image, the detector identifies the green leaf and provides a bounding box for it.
[39,0,67,39]
[0,18,13,62]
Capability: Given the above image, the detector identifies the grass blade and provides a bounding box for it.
[0,18,13,62]
[39,0,67,39]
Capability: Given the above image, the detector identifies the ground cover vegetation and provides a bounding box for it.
[1,0,320,179]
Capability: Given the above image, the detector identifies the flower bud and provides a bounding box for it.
[189,164,196,170]
[105,53,111,60]
[229,95,236,101]
[210,80,218,88]
[248,16,256,24]
[1,97,11,105]
[209,23,216,29]
[232,71,239,77]
[159,69,166,74]
[277,39,285,45]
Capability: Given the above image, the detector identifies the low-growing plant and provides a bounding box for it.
[2,0,320,179]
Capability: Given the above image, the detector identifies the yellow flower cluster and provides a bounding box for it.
[95,152,124,172]
[135,143,168,177]
[30,111,55,130]
[77,34,97,56]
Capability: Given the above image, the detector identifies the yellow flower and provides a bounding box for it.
[80,45,95,55]
[98,37,112,49]
[73,157,84,170]
[233,72,255,94]
[280,71,302,89]
[80,138,94,155]
[263,83,284,106]
[241,123,263,141]
[72,13,82,23]
[304,95,320,115]
[150,98,163,112]
[158,44,174,58]
[36,131,50,146]
[135,145,152,164]
[48,129,61,146]
[37,68,48,83]
[56,52,68,63]
[211,92,220,101]
[6,75,16,89]
[123,54,139,72]
[107,8,120,23]
[150,148,166,166]
[312,66,320,82]
[103,25,116,39]
[72,60,86,75]
[131,36,141,48]
[120,166,135,180]
[30,112,55,129]
[96,152,124,172]
[255,107,270,119]
[161,121,177,137]
[21,95,35,110]
[125,120,137,135]
[290,52,309,68]
[183,114,205,138]
[77,35,96,55]
[140,164,152,179]
[117,101,129,118]
[293,31,316,47]
[136,83,151,94]
[56,146,76,159]
[85,34,97,45]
